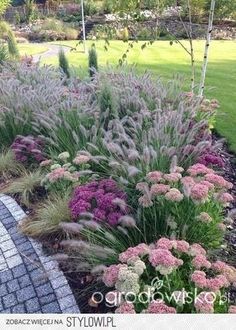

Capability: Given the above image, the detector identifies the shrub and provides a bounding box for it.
[7,30,19,60]
[0,21,11,39]
[0,43,9,64]
[29,18,78,42]
[58,48,70,78]
[11,135,45,166]
[88,46,98,77]
[101,237,235,313]
[84,0,98,16]
[24,0,36,23]
[0,0,11,16]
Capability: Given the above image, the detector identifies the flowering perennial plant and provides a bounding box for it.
[11,135,45,165]
[68,179,130,226]
[40,151,92,193]
[136,163,234,247]
[102,237,236,314]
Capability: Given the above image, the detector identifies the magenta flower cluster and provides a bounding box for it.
[11,135,45,165]
[68,179,128,226]
[198,151,224,168]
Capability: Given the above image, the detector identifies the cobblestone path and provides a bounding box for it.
[0,195,80,314]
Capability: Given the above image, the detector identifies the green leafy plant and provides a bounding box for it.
[101,237,234,314]
[0,0,11,16]
[0,43,9,64]
[24,0,36,23]
[40,151,92,195]
[88,45,98,77]
[58,48,70,78]
[7,30,19,60]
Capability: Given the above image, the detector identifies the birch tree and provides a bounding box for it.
[199,0,216,96]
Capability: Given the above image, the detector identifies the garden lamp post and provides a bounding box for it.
[81,0,86,53]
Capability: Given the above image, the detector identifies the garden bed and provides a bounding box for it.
[0,62,236,314]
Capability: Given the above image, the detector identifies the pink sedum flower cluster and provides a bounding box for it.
[102,237,236,314]
[144,301,176,314]
[137,163,234,207]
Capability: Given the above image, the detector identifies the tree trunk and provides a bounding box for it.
[199,0,215,96]
[187,0,195,92]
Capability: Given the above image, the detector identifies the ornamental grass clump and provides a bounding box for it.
[136,163,234,247]
[20,193,71,237]
[0,150,23,179]
[3,170,44,206]
[68,179,130,227]
[101,237,236,314]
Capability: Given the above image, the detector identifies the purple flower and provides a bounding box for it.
[69,179,129,227]
[198,152,224,168]
[11,135,45,165]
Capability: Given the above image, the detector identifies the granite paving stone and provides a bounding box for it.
[25,297,41,313]
[2,293,17,308]
[0,196,80,313]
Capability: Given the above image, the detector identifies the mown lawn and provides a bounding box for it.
[19,40,236,152]
[19,43,48,56]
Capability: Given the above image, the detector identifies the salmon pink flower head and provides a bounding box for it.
[146,171,163,183]
[73,155,90,165]
[190,183,209,203]
[216,192,234,206]
[156,238,175,250]
[192,255,211,270]
[206,275,229,291]
[163,173,182,183]
[103,264,124,287]
[205,173,233,189]
[211,261,228,272]
[194,291,215,313]
[174,240,190,253]
[191,270,207,288]
[138,195,153,208]
[228,306,236,314]
[187,163,213,176]
[189,243,207,256]
[47,167,66,183]
[40,159,52,167]
[165,188,184,202]
[200,180,214,190]
[115,302,136,314]
[144,301,176,314]
[149,248,183,274]
[211,262,236,284]
[150,184,170,196]
[119,243,150,263]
